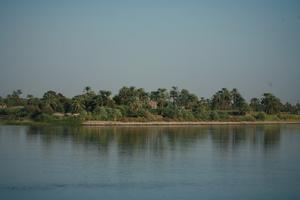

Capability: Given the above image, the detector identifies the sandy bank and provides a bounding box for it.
[82,121,300,126]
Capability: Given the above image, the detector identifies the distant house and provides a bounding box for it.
[148,100,157,109]
[66,113,80,117]
[0,103,7,109]
[53,112,65,117]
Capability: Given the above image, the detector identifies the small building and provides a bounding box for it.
[0,103,7,109]
[53,112,65,117]
[148,100,158,109]
[61,113,80,117]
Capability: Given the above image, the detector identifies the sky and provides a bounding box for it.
[0,0,300,103]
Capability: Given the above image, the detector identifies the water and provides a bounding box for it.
[0,125,300,200]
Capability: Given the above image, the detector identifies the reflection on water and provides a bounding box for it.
[1,124,300,200]
[26,125,281,153]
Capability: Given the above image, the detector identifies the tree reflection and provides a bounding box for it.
[26,125,281,157]
[210,125,281,154]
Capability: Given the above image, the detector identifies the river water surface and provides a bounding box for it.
[0,125,300,199]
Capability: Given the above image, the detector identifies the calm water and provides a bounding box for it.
[0,125,300,200]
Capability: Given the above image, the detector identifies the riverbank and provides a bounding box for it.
[2,119,300,126]
[82,120,300,126]
[0,119,81,126]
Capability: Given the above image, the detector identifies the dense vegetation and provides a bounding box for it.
[0,86,300,123]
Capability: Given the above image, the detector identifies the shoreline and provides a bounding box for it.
[82,120,300,126]
[1,120,300,126]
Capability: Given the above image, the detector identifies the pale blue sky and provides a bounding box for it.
[0,0,300,103]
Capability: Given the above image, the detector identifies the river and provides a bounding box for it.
[0,125,300,199]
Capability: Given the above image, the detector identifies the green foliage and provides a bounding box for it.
[91,107,122,121]
[106,108,123,121]
[159,104,195,120]
[264,114,280,121]
[143,111,163,121]
[1,87,299,123]
[239,115,256,121]
[261,93,281,114]
[179,109,195,121]
[5,89,24,106]
[161,104,178,119]
[250,98,262,112]
[254,112,266,121]
[277,113,300,121]
[93,106,108,120]
[218,112,230,120]
[209,111,220,120]
[0,108,9,115]
[211,88,232,110]
[193,111,210,121]
[33,113,55,121]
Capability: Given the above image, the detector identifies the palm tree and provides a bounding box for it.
[170,86,179,105]
[261,93,281,114]
[250,98,261,111]
[231,88,245,110]
[71,98,85,113]
[84,86,91,94]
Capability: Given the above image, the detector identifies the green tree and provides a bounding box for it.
[41,90,65,113]
[114,87,149,117]
[150,88,169,112]
[250,98,261,111]
[261,93,281,114]
[170,86,179,106]
[84,86,92,94]
[93,106,108,120]
[71,96,85,113]
[177,89,198,109]
[5,89,23,106]
[231,88,245,109]
[211,88,232,110]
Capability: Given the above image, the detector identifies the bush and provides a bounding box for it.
[33,113,55,121]
[180,109,195,121]
[161,105,177,119]
[91,107,123,121]
[277,113,300,121]
[265,114,280,121]
[144,111,162,121]
[193,111,210,121]
[115,105,128,116]
[15,108,30,118]
[218,112,229,120]
[93,106,108,120]
[0,108,9,115]
[239,115,256,121]
[106,108,122,121]
[255,112,266,121]
[209,111,220,120]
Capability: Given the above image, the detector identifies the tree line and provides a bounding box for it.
[0,86,299,122]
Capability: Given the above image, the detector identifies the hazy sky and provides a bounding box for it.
[0,0,300,103]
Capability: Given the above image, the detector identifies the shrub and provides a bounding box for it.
[33,113,55,121]
[218,112,229,120]
[161,105,177,119]
[106,108,122,121]
[239,115,256,121]
[144,111,163,121]
[180,109,195,121]
[277,113,300,121]
[209,111,219,121]
[265,114,280,121]
[0,108,9,115]
[194,111,210,121]
[255,112,266,121]
[93,106,108,120]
